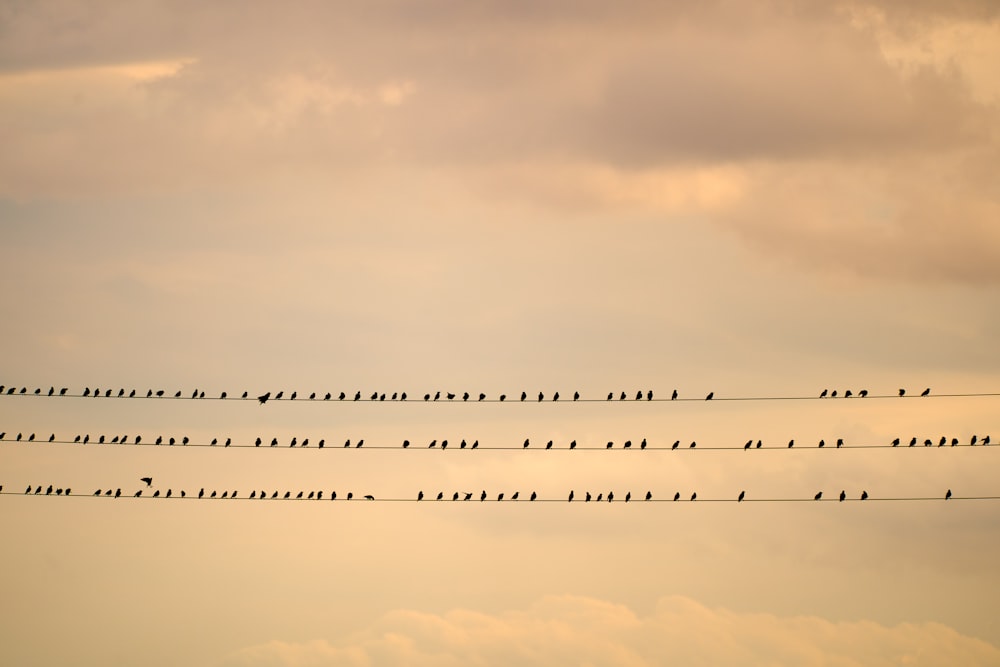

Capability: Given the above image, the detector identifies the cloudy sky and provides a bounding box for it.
[1,1,999,665]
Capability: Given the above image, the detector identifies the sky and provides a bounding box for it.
[1,1,999,665]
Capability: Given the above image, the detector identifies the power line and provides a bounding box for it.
[2,386,998,403]
[2,490,996,503]
[0,434,992,450]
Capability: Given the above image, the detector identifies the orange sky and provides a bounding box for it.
[1,2,999,665]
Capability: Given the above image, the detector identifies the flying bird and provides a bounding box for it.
[257,392,271,405]
[140,477,153,487]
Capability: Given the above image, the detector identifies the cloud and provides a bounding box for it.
[219,595,1000,667]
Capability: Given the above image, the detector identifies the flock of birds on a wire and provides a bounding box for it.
[6,480,963,503]
[0,431,991,449]
[0,384,951,402]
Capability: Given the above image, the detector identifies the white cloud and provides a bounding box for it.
[219,595,1000,667]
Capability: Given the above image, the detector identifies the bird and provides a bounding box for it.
[511,492,519,500]
[861,491,868,500]
[985,436,992,446]
[607,392,613,400]
[921,388,930,397]
[898,389,905,396]
[324,393,331,400]
[60,388,68,395]
[530,492,537,501]
[705,392,714,400]
[480,490,487,501]
[647,390,653,401]
[909,437,917,447]
[971,435,978,446]
[738,491,745,502]
[585,492,592,502]
[568,490,574,502]
[364,495,374,500]
[156,390,165,397]
[479,393,485,401]
[756,440,762,448]
[296,491,303,499]
[673,492,680,501]
[284,491,291,499]
[645,491,652,501]
[939,436,946,447]
[523,438,529,449]
[355,439,363,448]
[606,441,613,449]
[115,489,121,498]
[844,390,852,398]
[257,392,271,405]
[831,390,838,398]
[671,389,678,400]
[46,485,53,495]
[290,391,297,400]
[689,441,696,448]
[744,440,752,450]
[818,439,825,448]
[140,477,153,487]
[620,392,626,400]
[153,490,160,498]
[596,493,603,502]
[307,491,314,500]
[671,441,679,450]
[417,491,424,501]
[814,491,823,500]
[892,438,900,447]
[690,492,697,501]
[199,488,205,498]
[275,391,284,400]
[290,437,297,447]
[546,440,553,450]
[624,440,632,449]
[820,389,828,398]
[463,392,469,401]
[570,440,577,449]
[945,489,952,500]
[401,392,407,400]
[354,392,361,401]
[436,492,444,500]
[553,392,559,401]
[135,490,142,497]
[499,394,506,402]
[174,390,181,398]
[573,391,580,401]
[859,390,868,397]
[83,387,91,397]
[836,439,844,448]
[446,392,455,400]
[402,440,409,448]
[839,490,846,502]
[608,491,614,502]
[641,438,647,450]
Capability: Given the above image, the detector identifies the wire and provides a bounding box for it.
[1,490,996,503]
[0,435,992,450]
[2,387,998,403]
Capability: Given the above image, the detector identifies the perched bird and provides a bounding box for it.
[921,388,931,397]
[645,491,652,501]
[417,491,424,501]
[511,492,519,500]
[174,390,181,398]
[324,393,332,400]
[199,489,205,499]
[620,392,626,400]
[607,392,613,401]
[153,490,160,498]
[839,490,846,502]
[830,390,837,398]
[355,392,361,401]
[258,392,271,405]
[225,438,231,447]
[402,440,409,448]
[898,389,905,397]
[585,492,592,502]
[608,491,614,502]
[814,491,823,500]
[156,390,165,397]
[606,441,613,449]
[290,391,297,400]
[859,390,868,397]
[844,390,852,398]
[355,439,363,448]
[636,390,642,400]
[480,490,487,501]
[673,492,680,501]
[428,439,436,448]
[521,392,527,401]
[705,392,714,400]
[820,389,828,398]
[836,439,844,448]
[818,439,825,448]
[945,489,952,500]
[60,388,68,396]
[574,391,580,401]
[689,441,696,448]
[135,490,142,497]
[499,394,506,402]
[647,390,653,401]
[861,491,868,500]
[433,391,440,401]
[272,438,278,447]
[401,392,407,400]
[463,392,469,401]
[624,440,632,449]
[46,485,53,495]
[530,492,537,501]
[671,441,679,450]
[140,477,153,487]
[436,492,444,500]
[671,389,678,400]
[460,439,468,449]
[788,439,795,448]
[546,440,553,450]
[364,495,374,500]
[274,391,283,400]
[570,440,577,449]
[48,387,54,396]
[641,438,647,450]
[939,436,947,447]
[568,490,574,502]
[479,393,485,401]
[909,437,917,447]
[296,491,303,499]
[738,491,745,502]
[446,392,455,400]
[284,492,291,499]
[596,493,603,502]
[115,489,121,498]
[553,392,559,401]
[690,492,697,501]
[745,440,752,450]
[971,435,978,446]
[255,437,262,447]
[756,440,762,448]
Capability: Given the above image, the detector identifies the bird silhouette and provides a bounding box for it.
[607,392,613,400]
[140,477,153,487]
[606,441,613,449]
[446,392,455,400]
[585,492,592,502]
[436,492,444,500]
[521,391,527,401]
[690,492,697,501]
[296,491,303,499]
[647,390,653,401]
[645,491,652,501]
[258,392,271,405]
[671,389,678,400]
[199,488,205,498]
[553,392,559,401]
[744,440,752,450]
[909,437,917,447]
[689,441,696,448]
[480,490,487,501]
[355,391,361,400]
[499,394,506,401]
[620,392,626,400]
[671,441,679,450]
[861,491,868,500]
[818,440,825,448]
[673,492,680,501]
[636,390,642,400]
[324,392,331,400]
[814,491,823,500]
[523,439,530,449]
[497,492,504,501]
[596,493,603,501]
[135,490,142,497]
[898,389,905,396]
[511,492,519,500]
[921,388,930,397]
[570,440,577,449]
[831,390,838,398]
[608,491,614,502]
[46,485,53,495]
[453,492,460,501]
[153,490,160,498]
[705,392,714,400]
[401,392,407,400]
[463,392,469,401]
[568,490,574,502]
[945,489,952,500]
[417,491,424,501]
[115,489,121,498]
[839,490,846,502]
[836,439,843,448]
[844,390,852,398]
[820,389,828,398]
[364,495,374,500]
[641,438,647,449]
[573,391,580,401]
[624,440,632,449]
[788,439,794,448]
[275,391,283,400]
[479,393,485,401]
[859,390,868,397]
[738,491,745,502]
[530,492,537,501]
[60,388,68,395]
